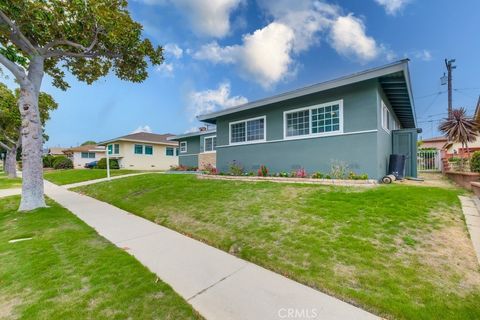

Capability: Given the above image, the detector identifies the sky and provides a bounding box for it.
[4,0,480,147]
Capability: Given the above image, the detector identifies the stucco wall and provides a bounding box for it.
[198,152,216,169]
[72,151,104,169]
[111,141,178,170]
[214,80,387,178]
[179,154,199,168]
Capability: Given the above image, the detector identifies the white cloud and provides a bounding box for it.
[187,82,248,121]
[139,0,243,38]
[329,14,380,62]
[414,49,432,61]
[132,125,153,133]
[164,43,183,59]
[156,63,174,77]
[375,0,411,15]
[194,22,295,88]
[194,1,383,87]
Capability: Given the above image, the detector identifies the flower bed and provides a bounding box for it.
[197,174,377,186]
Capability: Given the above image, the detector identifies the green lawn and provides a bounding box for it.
[76,174,480,320]
[0,195,200,319]
[44,169,137,185]
[0,172,21,189]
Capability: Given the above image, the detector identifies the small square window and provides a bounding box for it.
[134,144,143,154]
[180,141,187,153]
[145,145,153,155]
[166,147,174,156]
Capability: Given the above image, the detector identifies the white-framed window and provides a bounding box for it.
[204,136,217,152]
[284,100,343,139]
[180,141,187,153]
[165,147,175,156]
[108,143,120,155]
[229,116,266,145]
[382,101,391,132]
[81,152,96,159]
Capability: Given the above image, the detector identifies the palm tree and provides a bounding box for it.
[439,108,479,161]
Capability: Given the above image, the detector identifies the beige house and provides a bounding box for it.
[99,132,178,170]
[62,145,105,168]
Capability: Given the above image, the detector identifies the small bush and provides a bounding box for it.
[471,152,480,172]
[330,160,349,179]
[348,171,369,180]
[97,158,119,169]
[294,168,307,178]
[53,156,73,169]
[202,163,217,175]
[43,155,55,168]
[257,165,268,177]
[448,157,461,163]
[311,172,324,179]
[170,165,198,171]
[229,160,244,176]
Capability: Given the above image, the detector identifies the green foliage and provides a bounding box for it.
[311,172,324,179]
[42,155,55,168]
[348,171,369,180]
[229,161,244,176]
[169,165,198,171]
[97,158,119,169]
[81,140,97,146]
[52,156,73,169]
[75,174,477,319]
[0,0,164,90]
[44,169,135,185]
[0,196,200,318]
[470,152,480,172]
[257,165,268,177]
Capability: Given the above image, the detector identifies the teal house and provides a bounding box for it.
[191,60,418,180]
[168,129,217,169]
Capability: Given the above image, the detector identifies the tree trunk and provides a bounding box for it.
[5,148,17,178]
[18,56,46,211]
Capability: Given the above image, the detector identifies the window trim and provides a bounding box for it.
[381,101,391,134]
[203,135,217,153]
[283,100,344,140]
[81,152,96,159]
[144,145,153,156]
[180,141,187,153]
[108,143,120,155]
[134,144,144,155]
[229,115,267,145]
[165,147,175,156]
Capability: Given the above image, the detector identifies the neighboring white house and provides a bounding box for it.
[98,132,179,170]
[62,145,105,168]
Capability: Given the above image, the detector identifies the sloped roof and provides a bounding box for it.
[168,129,217,141]
[197,59,416,128]
[48,147,66,155]
[63,145,105,153]
[99,132,178,146]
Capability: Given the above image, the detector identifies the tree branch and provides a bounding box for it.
[0,10,39,55]
[2,132,16,145]
[0,52,27,84]
[0,140,12,152]
[45,49,121,59]
[43,27,100,54]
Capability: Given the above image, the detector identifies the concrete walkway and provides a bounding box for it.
[43,180,378,320]
[460,196,480,264]
[0,188,21,198]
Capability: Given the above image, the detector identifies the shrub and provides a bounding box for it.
[275,172,289,178]
[229,160,244,176]
[53,156,73,169]
[348,171,369,180]
[470,152,480,172]
[257,165,268,177]
[330,160,349,179]
[311,172,324,179]
[448,157,461,163]
[43,155,55,168]
[97,158,119,169]
[202,163,217,175]
[295,168,307,178]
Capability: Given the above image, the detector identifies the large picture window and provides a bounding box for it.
[204,136,217,152]
[284,100,343,138]
[229,116,265,144]
[81,152,96,159]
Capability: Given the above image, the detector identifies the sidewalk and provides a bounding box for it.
[0,188,21,198]
[44,180,378,320]
[460,196,480,264]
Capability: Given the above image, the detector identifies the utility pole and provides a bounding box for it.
[444,58,456,118]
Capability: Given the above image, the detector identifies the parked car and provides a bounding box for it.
[84,161,98,169]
